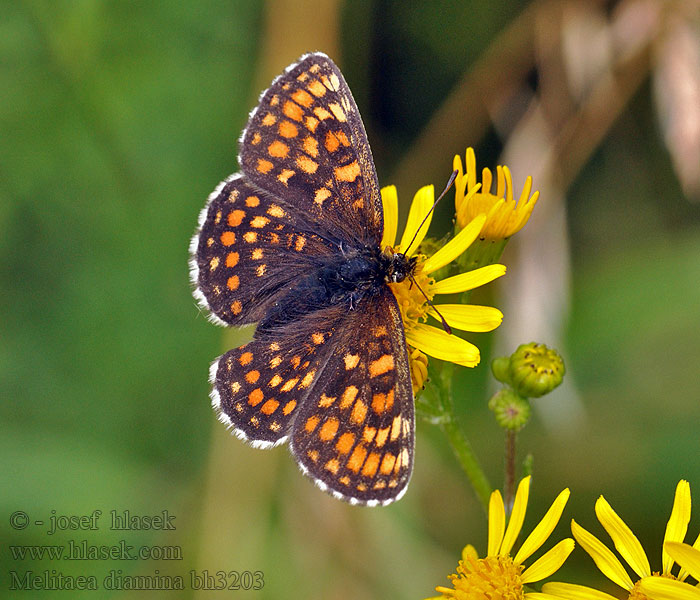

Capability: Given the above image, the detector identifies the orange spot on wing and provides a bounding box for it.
[371,389,394,414]
[350,399,367,424]
[361,452,380,477]
[250,215,270,228]
[299,369,316,389]
[346,445,367,473]
[278,120,298,138]
[318,393,336,408]
[362,426,377,444]
[305,116,319,132]
[257,159,274,174]
[325,458,340,474]
[375,426,390,447]
[209,257,219,271]
[248,388,264,406]
[390,415,402,440]
[339,385,358,409]
[267,204,286,218]
[328,102,346,122]
[260,399,279,415]
[245,370,260,384]
[303,135,319,157]
[231,300,242,315]
[380,454,397,476]
[292,88,314,108]
[283,100,303,121]
[314,188,331,205]
[268,374,282,388]
[268,140,289,158]
[280,378,298,392]
[314,106,333,120]
[245,195,260,207]
[239,352,253,365]
[319,418,339,441]
[296,156,319,174]
[336,432,355,455]
[307,79,326,97]
[226,275,239,290]
[243,231,257,243]
[335,161,361,182]
[369,354,394,378]
[220,231,236,246]
[305,416,320,432]
[295,235,306,251]
[282,399,296,415]
[343,354,360,370]
[261,113,276,126]
[278,169,295,185]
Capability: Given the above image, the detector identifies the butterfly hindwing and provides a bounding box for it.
[239,53,384,246]
[191,173,334,326]
[211,308,344,447]
[291,287,414,506]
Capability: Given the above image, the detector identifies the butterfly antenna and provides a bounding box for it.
[403,169,459,256]
[408,273,452,335]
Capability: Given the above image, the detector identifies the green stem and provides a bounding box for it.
[442,416,492,511]
[437,362,492,511]
[504,430,517,514]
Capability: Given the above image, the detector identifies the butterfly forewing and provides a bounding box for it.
[192,174,334,326]
[239,53,383,246]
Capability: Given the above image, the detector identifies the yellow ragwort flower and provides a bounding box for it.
[453,147,539,240]
[543,480,697,600]
[380,183,506,387]
[431,476,574,600]
[639,541,700,600]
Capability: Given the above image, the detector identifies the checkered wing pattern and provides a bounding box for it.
[211,288,414,505]
[291,288,414,505]
[239,53,383,246]
[191,174,334,326]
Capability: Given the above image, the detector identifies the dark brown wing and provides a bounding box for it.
[290,287,414,506]
[238,52,383,246]
[190,174,334,326]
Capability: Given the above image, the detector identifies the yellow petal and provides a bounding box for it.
[462,543,479,562]
[525,594,577,600]
[380,185,399,249]
[666,542,700,582]
[500,476,530,556]
[521,538,575,584]
[488,489,506,556]
[431,264,506,294]
[638,576,700,600]
[421,213,486,274]
[399,184,434,256]
[515,488,570,564]
[663,479,691,574]
[405,324,480,367]
[595,495,650,578]
[571,519,634,590]
[427,304,503,333]
[542,582,620,600]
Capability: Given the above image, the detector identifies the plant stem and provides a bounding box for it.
[504,430,517,514]
[442,415,492,511]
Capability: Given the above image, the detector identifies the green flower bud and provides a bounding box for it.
[491,356,512,384]
[488,389,531,431]
[509,342,565,398]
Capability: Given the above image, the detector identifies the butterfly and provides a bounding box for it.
[189,52,416,506]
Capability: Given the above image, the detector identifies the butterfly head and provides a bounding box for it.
[382,247,418,284]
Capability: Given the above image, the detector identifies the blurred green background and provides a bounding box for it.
[3,1,700,598]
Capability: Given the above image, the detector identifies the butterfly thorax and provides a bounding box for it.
[257,245,416,334]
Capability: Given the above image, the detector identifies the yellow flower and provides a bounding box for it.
[453,147,539,240]
[431,476,574,599]
[543,480,695,600]
[639,541,700,600]
[381,183,506,387]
